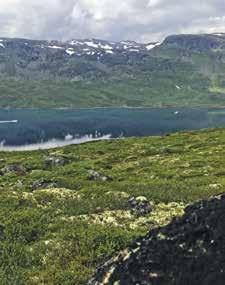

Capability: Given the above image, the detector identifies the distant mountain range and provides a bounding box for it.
[1,33,225,108]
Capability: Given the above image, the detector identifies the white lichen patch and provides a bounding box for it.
[76,210,133,226]
[129,202,185,229]
[63,202,186,229]
[33,188,81,200]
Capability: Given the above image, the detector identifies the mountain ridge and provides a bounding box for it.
[1,33,225,108]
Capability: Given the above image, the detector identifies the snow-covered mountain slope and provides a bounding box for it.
[1,33,225,92]
[0,37,161,59]
[65,39,161,56]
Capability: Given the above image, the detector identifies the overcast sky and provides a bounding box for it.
[0,0,225,42]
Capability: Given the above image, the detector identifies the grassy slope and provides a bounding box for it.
[0,55,225,108]
[0,129,225,284]
[0,76,220,108]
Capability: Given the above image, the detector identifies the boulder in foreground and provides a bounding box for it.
[88,194,225,285]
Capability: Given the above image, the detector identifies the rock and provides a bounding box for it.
[1,164,26,175]
[88,170,112,182]
[31,178,59,190]
[88,194,225,285]
[45,156,68,167]
[128,196,152,217]
[16,180,23,188]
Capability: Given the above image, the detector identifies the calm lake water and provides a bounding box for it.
[0,107,225,150]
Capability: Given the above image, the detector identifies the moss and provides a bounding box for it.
[0,129,225,284]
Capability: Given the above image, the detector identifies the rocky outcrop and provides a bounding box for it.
[162,33,225,52]
[88,194,225,285]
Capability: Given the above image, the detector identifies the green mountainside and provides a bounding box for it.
[1,34,225,107]
[0,128,225,284]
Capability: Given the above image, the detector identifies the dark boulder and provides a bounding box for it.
[128,196,152,217]
[88,194,225,285]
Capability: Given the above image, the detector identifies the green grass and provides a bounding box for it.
[0,128,225,284]
[0,74,220,108]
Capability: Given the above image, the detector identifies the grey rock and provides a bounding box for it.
[88,170,112,182]
[1,164,26,175]
[16,180,23,188]
[45,156,68,167]
[31,178,59,190]
[128,196,152,217]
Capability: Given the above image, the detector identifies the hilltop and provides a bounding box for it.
[0,128,225,284]
[1,33,225,107]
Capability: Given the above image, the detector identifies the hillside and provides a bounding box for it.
[89,193,225,285]
[0,128,225,284]
[1,34,225,107]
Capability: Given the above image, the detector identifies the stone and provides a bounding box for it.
[128,196,152,217]
[31,178,59,190]
[1,164,26,175]
[88,170,112,182]
[45,156,68,167]
[16,180,23,188]
[88,194,225,285]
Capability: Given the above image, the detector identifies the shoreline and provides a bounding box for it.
[1,105,225,111]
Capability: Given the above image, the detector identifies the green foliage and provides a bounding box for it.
[0,57,223,108]
[0,129,225,283]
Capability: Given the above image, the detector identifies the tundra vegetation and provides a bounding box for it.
[0,128,224,284]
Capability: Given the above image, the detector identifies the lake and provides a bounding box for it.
[0,107,225,150]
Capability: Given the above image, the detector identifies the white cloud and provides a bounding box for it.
[0,0,225,42]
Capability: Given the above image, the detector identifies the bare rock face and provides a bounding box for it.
[88,194,225,285]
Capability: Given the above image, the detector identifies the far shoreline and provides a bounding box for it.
[1,105,225,111]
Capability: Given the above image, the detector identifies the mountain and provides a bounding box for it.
[0,37,160,79]
[1,33,225,107]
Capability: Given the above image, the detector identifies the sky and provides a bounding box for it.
[0,0,225,43]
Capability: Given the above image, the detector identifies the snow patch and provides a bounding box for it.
[129,49,140,52]
[48,45,64,50]
[85,41,99,48]
[69,40,84,45]
[99,44,113,50]
[66,49,75,56]
[0,43,5,48]
[213,33,224,37]
[146,42,161,50]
